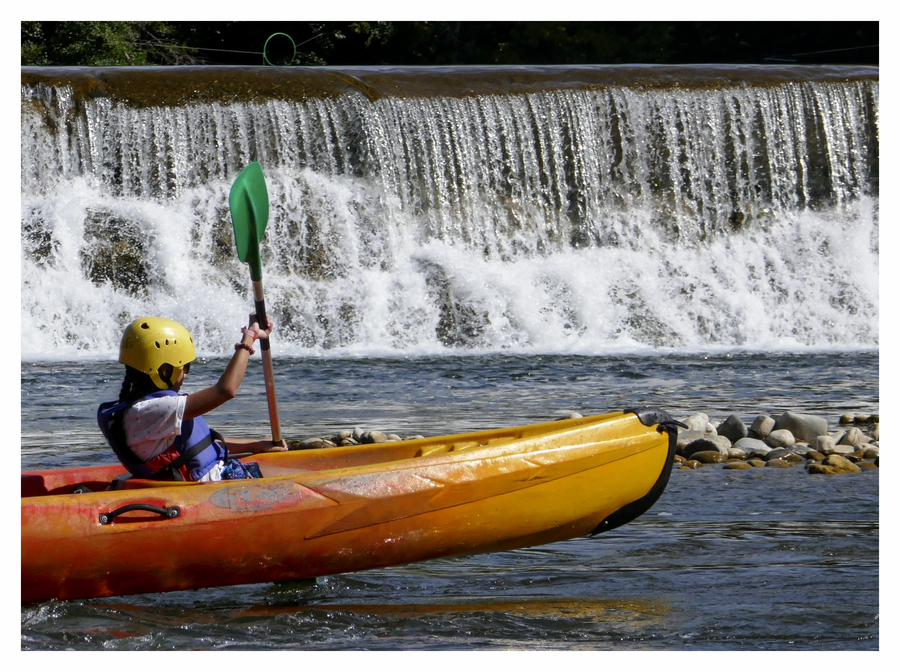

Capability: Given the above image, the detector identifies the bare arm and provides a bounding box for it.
[183,318,264,419]
[182,317,287,452]
[222,436,288,454]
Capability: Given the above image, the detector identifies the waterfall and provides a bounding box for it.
[21,66,879,358]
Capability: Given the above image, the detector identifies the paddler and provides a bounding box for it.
[98,315,287,482]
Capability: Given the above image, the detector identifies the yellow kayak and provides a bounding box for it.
[21,408,681,603]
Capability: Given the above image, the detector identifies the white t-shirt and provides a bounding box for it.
[122,394,225,482]
[123,394,187,462]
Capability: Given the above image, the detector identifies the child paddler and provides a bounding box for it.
[98,315,287,482]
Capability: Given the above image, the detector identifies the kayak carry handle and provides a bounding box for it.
[99,503,181,525]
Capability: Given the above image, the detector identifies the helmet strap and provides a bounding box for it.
[157,364,175,389]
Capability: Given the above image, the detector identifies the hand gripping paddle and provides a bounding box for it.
[229,162,281,443]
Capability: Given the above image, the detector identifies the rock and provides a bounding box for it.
[840,413,855,425]
[734,437,770,454]
[716,414,749,443]
[673,454,686,464]
[830,445,856,456]
[765,449,803,464]
[855,414,870,424]
[827,454,854,468]
[873,424,879,441]
[749,415,776,439]
[774,411,828,445]
[557,411,584,420]
[766,429,795,448]
[806,450,825,462]
[816,435,836,454]
[727,447,747,460]
[681,460,702,469]
[822,454,862,474]
[352,427,364,441]
[839,427,865,447]
[764,448,794,461]
[766,458,794,468]
[360,430,389,444]
[386,434,402,441]
[676,430,709,452]
[292,437,337,450]
[681,413,710,432]
[747,458,767,468]
[691,450,728,464]
[789,443,814,457]
[808,464,841,475]
[863,446,879,460]
[713,435,733,451]
[858,461,878,470]
[340,438,358,446]
[723,461,752,470]
[683,439,728,458]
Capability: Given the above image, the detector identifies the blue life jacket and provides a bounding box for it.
[97,390,227,481]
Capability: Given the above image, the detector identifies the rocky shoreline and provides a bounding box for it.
[288,428,426,452]
[288,410,879,476]
[672,410,879,474]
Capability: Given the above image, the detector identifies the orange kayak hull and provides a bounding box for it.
[22,409,678,603]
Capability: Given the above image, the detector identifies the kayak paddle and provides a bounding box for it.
[229,162,282,443]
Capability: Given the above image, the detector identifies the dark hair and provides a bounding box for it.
[118,366,161,404]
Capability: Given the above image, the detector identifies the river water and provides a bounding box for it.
[21,64,880,650]
[21,351,879,650]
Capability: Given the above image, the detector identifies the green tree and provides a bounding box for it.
[21,21,198,66]
[21,21,878,68]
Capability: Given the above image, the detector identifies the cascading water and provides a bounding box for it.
[21,66,879,359]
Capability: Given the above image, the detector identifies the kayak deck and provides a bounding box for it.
[23,411,646,496]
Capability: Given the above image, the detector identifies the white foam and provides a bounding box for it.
[21,79,879,359]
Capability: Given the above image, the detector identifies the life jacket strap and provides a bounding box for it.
[154,429,227,481]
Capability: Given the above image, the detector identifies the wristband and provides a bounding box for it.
[235,342,256,355]
[241,327,258,341]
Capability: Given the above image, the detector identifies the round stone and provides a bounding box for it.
[765,458,794,468]
[691,450,728,464]
[683,438,728,458]
[766,429,795,448]
[764,448,794,461]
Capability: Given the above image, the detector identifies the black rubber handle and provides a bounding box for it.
[99,503,181,525]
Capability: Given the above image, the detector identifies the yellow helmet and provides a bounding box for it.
[119,317,196,390]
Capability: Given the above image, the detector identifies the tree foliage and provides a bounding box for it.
[21,21,878,68]
[22,21,199,66]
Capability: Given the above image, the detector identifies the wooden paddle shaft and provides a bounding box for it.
[252,278,282,443]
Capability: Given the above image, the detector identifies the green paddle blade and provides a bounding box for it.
[229,162,269,281]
